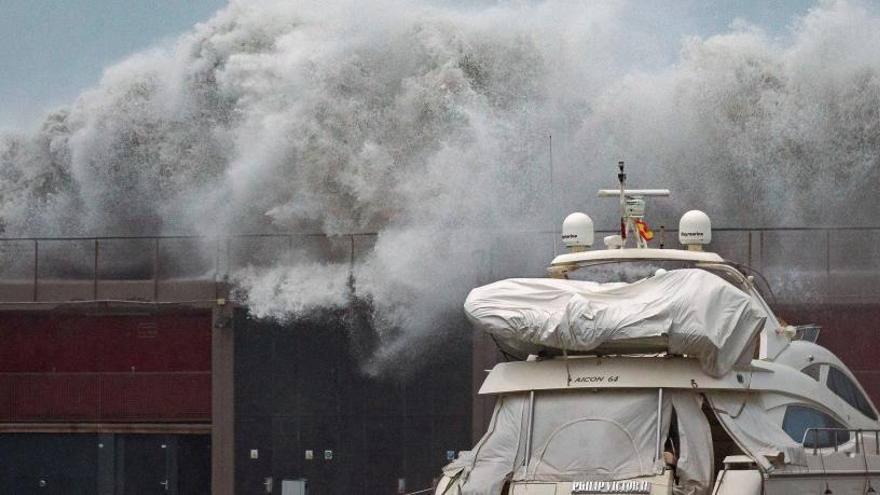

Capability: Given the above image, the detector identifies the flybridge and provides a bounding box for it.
[560,160,713,253]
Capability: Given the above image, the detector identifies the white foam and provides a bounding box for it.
[1,0,879,372]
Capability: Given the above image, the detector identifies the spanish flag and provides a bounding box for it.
[635,219,654,241]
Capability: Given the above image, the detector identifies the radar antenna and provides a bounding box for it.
[598,161,670,249]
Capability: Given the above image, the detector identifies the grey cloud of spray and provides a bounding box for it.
[2,0,880,372]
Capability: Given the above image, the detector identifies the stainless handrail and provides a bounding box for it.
[654,388,664,463]
[523,390,535,471]
[0,233,379,302]
[800,427,880,491]
[802,427,880,456]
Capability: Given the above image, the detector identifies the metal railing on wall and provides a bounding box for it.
[0,227,878,303]
[0,233,377,303]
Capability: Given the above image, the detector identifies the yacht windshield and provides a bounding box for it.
[566,260,748,291]
[565,261,688,283]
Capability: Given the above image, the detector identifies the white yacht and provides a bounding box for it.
[436,164,880,494]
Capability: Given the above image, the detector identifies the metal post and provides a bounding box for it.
[523,391,536,472]
[859,430,873,495]
[655,388,664,462]
[213,237,220,285]
[549,134,557,258]
[229,237,232,281]
[94,239,99,299]
[759,231,765,272]
[153,238,160,301]
[747,231,753,266]
[825,229,831,277]
[33,240,38,302]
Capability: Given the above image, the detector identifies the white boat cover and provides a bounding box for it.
[464,269,767,377]
[442,390,714,495]
[706,392,807,468]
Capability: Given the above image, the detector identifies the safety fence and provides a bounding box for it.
[0,227,878,304]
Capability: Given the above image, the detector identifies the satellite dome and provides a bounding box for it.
[562,212,594,251]
[679,210,712,246]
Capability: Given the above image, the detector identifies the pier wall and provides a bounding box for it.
[0,229,877,493]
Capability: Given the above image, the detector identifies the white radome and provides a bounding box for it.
[679,210,712,245]
[562,212,594,249]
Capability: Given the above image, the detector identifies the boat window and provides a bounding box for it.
[566,261,678,283]
[800,363,821,381]
[782,405,849,448]
[566,261,750,293]
[827,366,878,420]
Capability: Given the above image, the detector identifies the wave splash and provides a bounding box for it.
[1,0,879,372]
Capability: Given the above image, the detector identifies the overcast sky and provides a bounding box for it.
[0,0,227,131]
[0,0,819,131]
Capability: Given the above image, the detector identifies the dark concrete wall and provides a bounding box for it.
[233,309,473,494]
[0,432,209,495]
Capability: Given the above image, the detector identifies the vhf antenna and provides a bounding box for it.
[617,161,626,240]
[550,134,556,257]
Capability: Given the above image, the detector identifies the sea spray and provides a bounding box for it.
[1,0,880,372]
[233,262,352,321]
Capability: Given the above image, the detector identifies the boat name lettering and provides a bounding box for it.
[571,480,651,493]
[573,375,619,384]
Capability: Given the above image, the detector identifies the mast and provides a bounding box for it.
[618,161,626,241]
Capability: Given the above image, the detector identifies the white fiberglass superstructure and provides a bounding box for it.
[435,163,880,495]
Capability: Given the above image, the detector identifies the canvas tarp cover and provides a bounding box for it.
[464,269,766,377]
[668,391,714,495]
[442,390,713,495]
[707,392,807,469]
[442,394,528,495]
